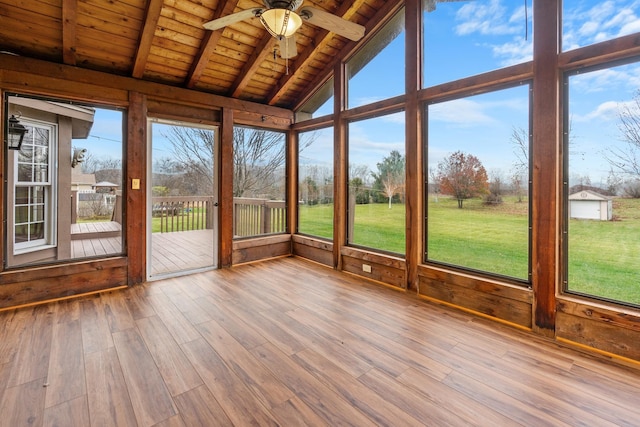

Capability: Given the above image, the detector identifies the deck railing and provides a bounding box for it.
[151,196,286,236]
[233,197,286,237]
[152,196,214,233]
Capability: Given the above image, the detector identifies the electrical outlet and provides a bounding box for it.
[362,264,372,273]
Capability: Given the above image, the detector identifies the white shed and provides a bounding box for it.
[568,190,612,221]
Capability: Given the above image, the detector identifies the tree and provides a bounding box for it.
[605,90,640,181]
[372,150,405,209]
[233,127,286,198]
[436,151,489,208]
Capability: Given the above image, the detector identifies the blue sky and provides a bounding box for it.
[80,0,640,188]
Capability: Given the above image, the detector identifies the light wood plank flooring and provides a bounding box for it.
[1,257,639,426]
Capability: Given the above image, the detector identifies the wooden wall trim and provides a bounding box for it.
[557,297,640,333]
[292,235,334,267]
[232,235,292,265]
[0,258,127,309]
[558,32,640,69]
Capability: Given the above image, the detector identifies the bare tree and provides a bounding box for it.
[372,150,405,209]
[233,127,286,198]
[605,90,640,178]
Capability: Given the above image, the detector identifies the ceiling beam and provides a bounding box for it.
[186,0,241,89]
[132,0,164,79]
[265,0,368,106]
[62,0,77,65]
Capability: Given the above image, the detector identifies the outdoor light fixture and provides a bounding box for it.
[260,7,302,38]
[6,114,28,150]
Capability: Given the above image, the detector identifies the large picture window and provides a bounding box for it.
[563,0,640,52]
[426,85,531,281]
[348,112,406,255]
[5,94,124,268]
[233,126,286,238]
[565,61,640,306]
[423,0,532,88]
[298,127,334,240]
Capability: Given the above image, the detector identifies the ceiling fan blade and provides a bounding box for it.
[203,8,262,31]
[299,6,365,41]
[278,35,298,59]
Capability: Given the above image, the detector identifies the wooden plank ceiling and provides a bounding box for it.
[0,0,392,110]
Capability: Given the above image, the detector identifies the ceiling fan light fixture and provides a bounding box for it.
[260,8,302,38]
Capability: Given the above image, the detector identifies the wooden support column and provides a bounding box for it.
[219,107,234,267]
[405,0,423,291]
[126,91,147,285]
[531,0,560,334]
[333,62,348,270]
[287,129,297,238]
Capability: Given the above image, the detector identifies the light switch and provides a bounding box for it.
[131,178,140,190]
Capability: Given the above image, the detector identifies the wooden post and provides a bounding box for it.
[333,62,347,270]
[219,108,234,267]
[404,0,423,291]
[531,0,560,334]
[126,91,147,285]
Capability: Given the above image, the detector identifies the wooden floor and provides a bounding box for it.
[1,257,639,427]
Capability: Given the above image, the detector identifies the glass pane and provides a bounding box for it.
[423,0,533,88]
[348,112,406,254]
[563,0,640,52]
[298,127,334,239]
[149,121,217,277]
[233,126,286,238]
[296,77,334,121]
[566,61,640,306]
[18,164,32,182]
[7,97,124,266]
[348,10,405,109]
[426,85,530,280]
[30,222,45,240]
[15,206,28,222]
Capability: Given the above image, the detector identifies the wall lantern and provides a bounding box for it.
[7,114,28,150]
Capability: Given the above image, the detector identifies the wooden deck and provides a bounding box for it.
[1,257,639,426]
[150,230,215,277]
[71,227,215,277]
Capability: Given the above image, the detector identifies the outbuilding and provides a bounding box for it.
[568,190,613,220]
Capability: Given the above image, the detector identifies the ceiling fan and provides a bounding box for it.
[203,0,365,59]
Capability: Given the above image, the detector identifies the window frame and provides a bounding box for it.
[12,119,58,254]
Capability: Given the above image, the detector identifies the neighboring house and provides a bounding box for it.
[568,190,613,221]
[71,168,97,193]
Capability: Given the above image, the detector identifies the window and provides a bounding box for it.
[426,85,531,281]
[233,126,287,238]
[296,77,334,122]
[423,0,533,88]
[348,10,405,109]
[14,121,55,251]
[298,127,334,239]
[5,94,124,268]
[563,0,640,52]
[348,112,406,255]
[565,60,640,307]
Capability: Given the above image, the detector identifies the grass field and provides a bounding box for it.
[299,196,640,305]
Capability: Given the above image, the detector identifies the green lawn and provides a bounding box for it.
[299,197,640,305]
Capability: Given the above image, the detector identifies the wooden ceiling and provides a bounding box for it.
[0,0,398,111]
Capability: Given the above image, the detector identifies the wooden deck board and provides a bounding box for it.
[71,229,215,277]
[1,257,640,426]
